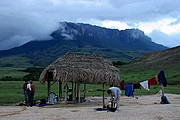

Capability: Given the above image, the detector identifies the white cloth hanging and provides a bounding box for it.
[140,80,150,91]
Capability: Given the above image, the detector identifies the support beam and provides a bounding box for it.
[47,79,51,101]
[47,72,53,102]
[78,82,80,103]
[162,85,164,96]
[59,81,62,101]
[102,82,105,108]
[72,81,74,101]
[74,82,77,103]
[65,83,68,104]
[84,82,86,100]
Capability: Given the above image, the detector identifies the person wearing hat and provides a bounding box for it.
[27,80,35,107]
[22,80,29,105]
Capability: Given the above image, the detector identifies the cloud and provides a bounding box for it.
[0,0,180,50]
[102,21,130,30]
[0,0,59,50]
[149,30,180,47]
[138,18,180,34]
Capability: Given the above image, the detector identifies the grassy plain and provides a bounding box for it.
[0,67,28,79]
[0,81,179,105]
[0,47,179,105]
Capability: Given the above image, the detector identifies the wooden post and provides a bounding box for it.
[47,79,51,101]
[47,72,52,102]
[59,81,62,101]
[102,82,105,108]
[74,81,76,103]
[72,81,74,101]
[78,81,81,103]
[65,83,68,104]
[64,72,68,104]
[162,85,164,96]
[84,82,86,100]
[47,72,54,102]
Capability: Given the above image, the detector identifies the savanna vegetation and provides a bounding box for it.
[0,81,179,105]
[0,46,179,105]
[0,64,179,105]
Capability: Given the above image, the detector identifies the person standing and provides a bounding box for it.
[107,86,122,112]
[27,80,35,107]
[22,80,29,105]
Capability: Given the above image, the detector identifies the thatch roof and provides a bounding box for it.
[39,53,120,85]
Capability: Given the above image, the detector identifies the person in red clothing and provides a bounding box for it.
[27,80,35,107]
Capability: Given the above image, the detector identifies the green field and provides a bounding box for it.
[119,62,180,85]
[0,46,179,105]
[0,81,179,105]
[0,67,29,79]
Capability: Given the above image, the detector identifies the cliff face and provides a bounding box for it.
[51,22,167,51]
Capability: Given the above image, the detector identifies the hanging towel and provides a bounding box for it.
[140,80,150,91]
[158,70,167,87]
[133,83,141,91]
[148,76,157,85]
[125,84,134,97]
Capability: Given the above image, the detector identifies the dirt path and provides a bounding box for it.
[0,94,180,120]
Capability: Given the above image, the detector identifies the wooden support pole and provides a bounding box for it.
[65,83,68,104]
[162,85,164,96]
[84,82,86,100]
[72,81,74,101]
[47,75,51,102]
[64,72,68,104]
[78,82,80,103]
[59,81,62,101]
[74,82,76,103]
[102,82,105,108]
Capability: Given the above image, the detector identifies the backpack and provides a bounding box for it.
[31,84,35,91]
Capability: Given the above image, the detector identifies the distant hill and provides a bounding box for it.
[0,22,168,67]
[119,46,180,84]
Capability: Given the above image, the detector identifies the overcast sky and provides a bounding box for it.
[0,0,180,50]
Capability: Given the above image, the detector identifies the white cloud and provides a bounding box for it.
[102,21,130,30]
[0,0,180,50]
[98,18,180,47]
[149,30,180,47]
[0,35,35,50]
[138,18,180,35]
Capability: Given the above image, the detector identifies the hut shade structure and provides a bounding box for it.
[39,53,120,104]
[40,53,120,84]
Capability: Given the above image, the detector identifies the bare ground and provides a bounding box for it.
[0,94,180,120]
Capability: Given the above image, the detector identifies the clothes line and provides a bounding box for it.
[119,70,168,97]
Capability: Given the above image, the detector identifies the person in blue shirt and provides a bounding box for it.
[107,87,122,111]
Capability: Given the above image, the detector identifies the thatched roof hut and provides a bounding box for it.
[39,53,120,85]
[39,53,120,105]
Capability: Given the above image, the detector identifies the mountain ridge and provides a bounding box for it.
[0,22,168,67]
[51,22,167,51]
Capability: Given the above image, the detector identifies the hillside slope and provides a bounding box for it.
[120,46,180,84]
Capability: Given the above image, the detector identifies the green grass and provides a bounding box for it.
[0,81,179,105]
[119,63,180,85]
[0,81,109,105]
[0,67,29,79]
